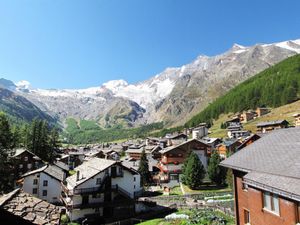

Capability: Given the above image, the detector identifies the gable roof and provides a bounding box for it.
[165,133,187,139]
[11,148,41,160]
[22,165,65,181]
[66,158,116,189]
[236,134,261,150]
[221,127,300,200]
[160,139,209,154]
[256,120,288,127]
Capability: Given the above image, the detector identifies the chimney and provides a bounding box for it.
[76,171,80,181]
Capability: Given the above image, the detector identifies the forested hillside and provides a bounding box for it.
[186,54,300,127]
[64,118,164,144]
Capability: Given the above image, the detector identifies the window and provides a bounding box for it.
[43,180,48,186]
[95,208,100,213]
[134,177,136,182]
[19,164,23,169]
[134,185,136,189]
[96,178,101,185]
[244,209,250,224]
[24,157,28,161]
[242,178,248,191]
[27,163,32,169]
[33,179,38,185]
[32,188,37,194]
[42,190,47,196]
[263,191,280,214]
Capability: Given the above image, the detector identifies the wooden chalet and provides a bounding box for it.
[155,139,210,183]
[256,120,289,133]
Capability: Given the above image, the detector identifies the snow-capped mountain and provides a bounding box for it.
[8,38,300,127]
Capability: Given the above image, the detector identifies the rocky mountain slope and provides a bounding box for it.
[0,79,56,124]
[7,38,300,127]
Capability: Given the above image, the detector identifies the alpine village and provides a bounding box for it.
[1,3,300,225]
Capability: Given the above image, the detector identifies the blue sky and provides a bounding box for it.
[0,0,300,89]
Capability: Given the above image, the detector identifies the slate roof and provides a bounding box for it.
[54,161,69,172]
[12,148,41,160]
[256,120,288,127]
[66,158,116,189]
[221,127,300,200]
[244,171,300,201]
[22,165,65,181]
[0,189,61,225]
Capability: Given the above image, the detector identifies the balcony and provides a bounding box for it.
[62,183,122,196]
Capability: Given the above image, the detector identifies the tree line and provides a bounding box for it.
[185,54,300,127]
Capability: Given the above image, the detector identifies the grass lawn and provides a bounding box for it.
[170,186,183,195]
[182,183,232,194]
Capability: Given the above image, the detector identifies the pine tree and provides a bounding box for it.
[138,149,151,187]
[182,152,206,189]
[0,112,14,193]
[207,150,227,186]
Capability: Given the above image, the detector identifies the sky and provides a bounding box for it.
[0,0,300,89]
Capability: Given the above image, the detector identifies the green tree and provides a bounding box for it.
[207,151,227,186]
[226,169,233,189]
[0,112,14,193]
[182,152,206,189]
[25,119,55,161]
[138,149,151,187]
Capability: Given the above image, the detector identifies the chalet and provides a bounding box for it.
[156,139,210,184]
[227,122,243,138]
[192,125,208,140]
[240,111,256,123]
[165,133,188,146]
[221,128,300,225]
[229,130,251,139]
[225,117,240,126]
[10,148,43,178]
[21,164,65,204]
[0,189,61,225]
[256,107,270,117]
[216,139,240,158]
[256,120,289,133]
[58,151,85,169]
[146,137,167,148]
[293,113,300,127]
[125,147,149,160]
[200,137,222,148]
[60,158,142,223]
[236,134,261,151]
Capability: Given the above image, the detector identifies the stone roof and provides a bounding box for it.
[256,120,288,127]
[66,158,116,189]
[22,165,65,182]
[221,127,300,198]
[54,161,69,172]
[0,189,61,225]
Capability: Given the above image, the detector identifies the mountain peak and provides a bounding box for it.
[230,43,245,51]
[16,80,31,90]
[102,79,128,91]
